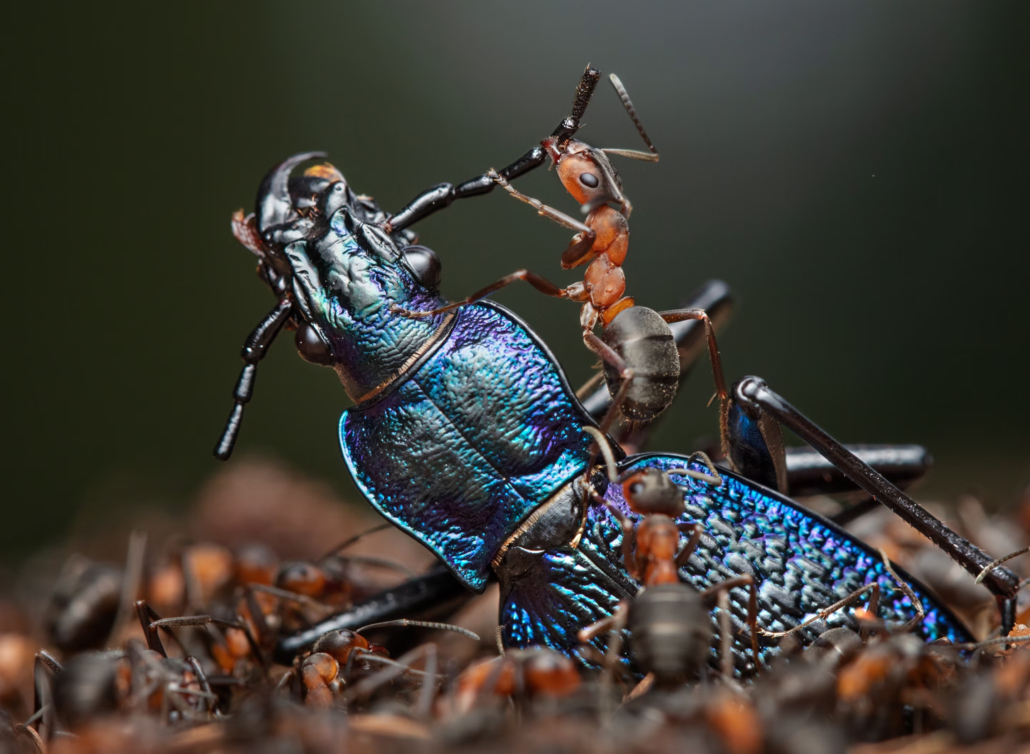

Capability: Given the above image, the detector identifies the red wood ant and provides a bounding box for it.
[490,71,657,332]
[396,66,726,424]
[576,428,760,685]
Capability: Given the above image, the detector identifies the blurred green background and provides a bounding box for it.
[5,2,1027,562]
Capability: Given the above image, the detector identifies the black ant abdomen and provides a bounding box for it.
[601,306,680,422]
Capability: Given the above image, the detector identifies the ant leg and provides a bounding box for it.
[184,656,215,715]
[582,332,635,437]
[240,586,272,647]
[655,308,729,401]
[733,376,1021,628]
[275,565,474,664]
[758,583,880,640]
[320,523,393,559]
[570,333,641,546]
[214,296,293,460]
[674,523,705,568]
[716,588,733,679]
[145,614,265,669]
[385,67,602,233]
[392,268,571,319]
[341,644,438,715]
[246,583,328,613]
[135,601,177,656]
[578,601,629,697]
[15,723,44,753]
[877,549,925,634]
[275,668,296,696]
[570,334,637,546]
[32,653,58,742]
[489,171,598,268]
[107,531,147,647]
[591,503,640,583]
[700,576,760,671]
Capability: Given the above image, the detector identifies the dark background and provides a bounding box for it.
[5,2,1027,562]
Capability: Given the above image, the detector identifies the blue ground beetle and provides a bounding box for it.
[215,69,1019,676]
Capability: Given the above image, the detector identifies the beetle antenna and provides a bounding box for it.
[603,74,659,163]
[549,65,602,148]
[214,297,293,460]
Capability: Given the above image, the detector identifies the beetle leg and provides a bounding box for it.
[732,376,1021,627]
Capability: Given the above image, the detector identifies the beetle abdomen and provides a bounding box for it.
[601,306,679,422]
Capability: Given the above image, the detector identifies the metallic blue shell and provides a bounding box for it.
[501,454,972,676]
[339,302,597,591]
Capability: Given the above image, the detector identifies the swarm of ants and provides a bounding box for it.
[0,458,1027,754]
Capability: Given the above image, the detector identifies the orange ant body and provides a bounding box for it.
[494,71,656,332]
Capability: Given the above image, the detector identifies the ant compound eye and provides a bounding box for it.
[579,173,600,188]
[629,482,645,497]
[295,323,334,366]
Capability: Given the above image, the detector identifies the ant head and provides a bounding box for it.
[552,140,628,214]
[621,468,686,517]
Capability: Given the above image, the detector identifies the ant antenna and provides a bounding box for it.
[603,73,659,163]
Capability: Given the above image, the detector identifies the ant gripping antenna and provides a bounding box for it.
[603,73,660,163]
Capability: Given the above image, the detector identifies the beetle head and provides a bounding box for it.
[231,153,446,400]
